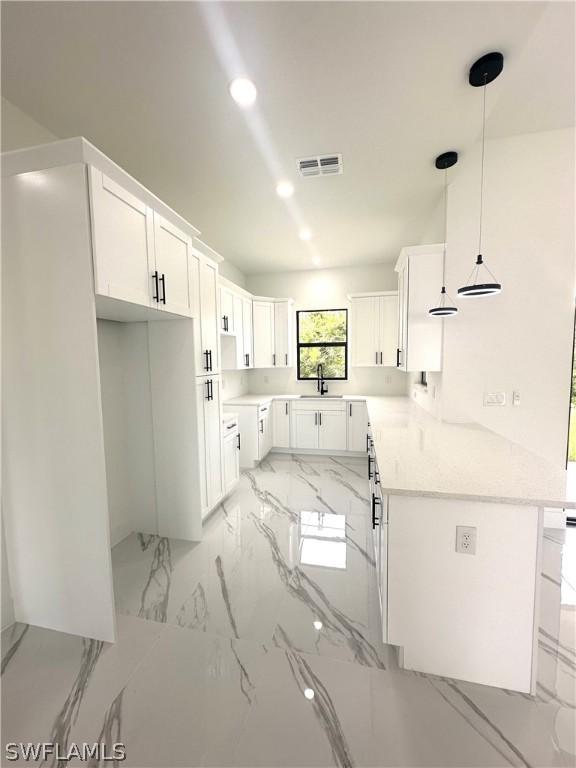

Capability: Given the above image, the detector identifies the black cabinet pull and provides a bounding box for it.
[319,412,322,427]
[272,353,276,366]
[205,379,210,400]
[260,419,264,433]
[152,271,159,302]
[204,350,210,371]
[285,402,288,416]
[237,433,241,450]
[314,412,317,426]
[245,353,249,367]
[159,273,166,304]
[285,353,288,365]
[368,455,373,479]
[396,348,401,368]
[372,493,381,529]
[366,433,369,452]
[349,403,352,417]
[379,352,383,365]
[209,379,214,401]
[208,350,213,371]
[226,423,235,430]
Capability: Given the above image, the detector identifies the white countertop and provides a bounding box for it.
[366,397,575,509]
[223,393,368,406]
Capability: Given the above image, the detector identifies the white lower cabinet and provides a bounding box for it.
[223,400,273,469]
[291,400,347,450]
[293,409,319,450]
[318,410,347,451]
[196,376,223,517]
[347,401,368,452]
[258,403,273,460]
[272,399,291,448]
[222,417,240,496]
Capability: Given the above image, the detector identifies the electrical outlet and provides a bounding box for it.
[512,391,520,406]
[483,391,506,407]
[455,526,477,555]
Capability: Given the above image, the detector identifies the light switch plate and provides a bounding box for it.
[456,526,477,555]
[483,391,506,407]
[512,391,520,406]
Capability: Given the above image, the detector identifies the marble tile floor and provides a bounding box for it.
[2,453,575,767]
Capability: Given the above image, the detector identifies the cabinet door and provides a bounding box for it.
[379,295,399,367]
[397,263,409,371]
[195,380,209,513]
[205,377,223,508]
[220,287,235,333]
[347,401,368,452]
[259,414,273,460]
[153,213,192,317]
[242,298,253,368]
[233,295,244,368]
[274,301,291,367]
[293,411,318,450]
[89,167,153,306]
[199,259,220,374]
[350,296,379,366]
[318,410,347,451]
[223,434,239,494]
[272,400,291,448]
[253,301,275,368]
[379,521,389,643]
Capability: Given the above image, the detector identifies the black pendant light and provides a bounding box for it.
[429,151,459,317]
[458,52,503,298]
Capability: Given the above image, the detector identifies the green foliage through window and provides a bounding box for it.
[297,309,348,380]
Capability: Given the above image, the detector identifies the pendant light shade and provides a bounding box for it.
[458,52,504,298]
[428,151,459,317]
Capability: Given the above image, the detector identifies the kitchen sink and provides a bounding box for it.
[299,394,343,398]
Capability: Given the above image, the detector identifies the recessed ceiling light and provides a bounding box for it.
[299,228,313,241]
[229,78,257,108]
[313,620,323,630]
[304,688,315,700]
[276,180,294,199]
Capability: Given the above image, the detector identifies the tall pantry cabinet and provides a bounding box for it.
[2,137,221,644]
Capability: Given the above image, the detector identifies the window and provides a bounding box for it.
[297,309,348,380]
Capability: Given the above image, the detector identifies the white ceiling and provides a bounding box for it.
[2,1,574,274]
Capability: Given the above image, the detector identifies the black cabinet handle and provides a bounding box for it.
[208,350,213,371]
[152,271,159,302]
[285,353,288,365]
[273,353,276,366]
[205,379,211,400]
[372,494,381,529]
[237,434,241,450]
[245,353,249,367]
[314,412,317,426]
[349,403,352,417]
[396,348,401,368]
[368,455,373,479]
[204,350,210,371]
[375,351,378,365]
[379,352,383,365]
[226,423,235,430]
[319,412,322,427]
[285,402,288,416]
[260,419,264,433]
[159,273,166,304]
[366,433,369,452]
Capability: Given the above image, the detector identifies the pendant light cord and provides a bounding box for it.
[478,73,487,254]
[442,167,447,287]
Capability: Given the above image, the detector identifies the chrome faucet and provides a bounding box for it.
[317,363,328,396]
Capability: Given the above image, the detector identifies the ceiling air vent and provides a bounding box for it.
[297,154,343,177]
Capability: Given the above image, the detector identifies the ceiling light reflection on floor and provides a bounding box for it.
[304,688,315,700]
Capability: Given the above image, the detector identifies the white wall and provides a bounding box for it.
[1,98,58,151]
[219,259,246,288]
[412,128,575,467]
[246,264,408,396]
[97,320,157,545]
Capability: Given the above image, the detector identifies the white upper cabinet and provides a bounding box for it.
[89,167,154,307]
[253,301,275,368]
[252,298,293,369]
[395,244,444,372]
[195,257,220,375]
[242,298,253,368]
[89,167,195,318]
[220,286,235,333]
[273,300,293,368]
[152,213,192,317]
[349,292,398,367]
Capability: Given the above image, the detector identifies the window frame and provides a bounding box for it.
[296,308,348,381]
